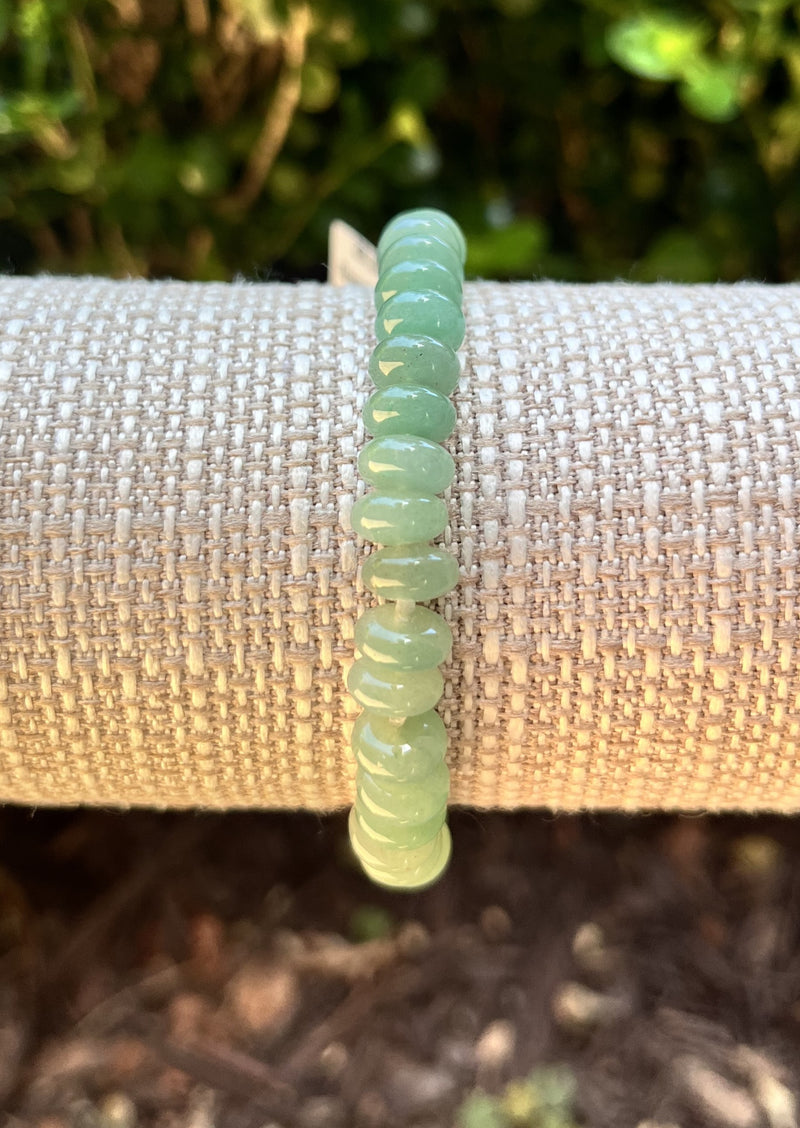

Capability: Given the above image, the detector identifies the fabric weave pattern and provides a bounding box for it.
[0,276,799,811]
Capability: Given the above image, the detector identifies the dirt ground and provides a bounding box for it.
[1,805,799,1128]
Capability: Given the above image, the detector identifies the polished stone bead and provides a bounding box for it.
[347,658,444,716]
[354,603,452,670]
[349,807,452,889]
[351,710,447,781]
[357,847,451,890]
[350,805,440,860]
[352,491,448,545]
[356,839,452,889]
[358,435,455,496]
[379,233,463,279]
[378,208,466,264]
[362,543,459,601]
[376,291,465,351]
[358,761,450,823]
[355,793,445,848]
[363,385,456,442]
[375,258,462,310]
[369,334,460,396]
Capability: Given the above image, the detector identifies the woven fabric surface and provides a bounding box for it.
[1,275,799,812]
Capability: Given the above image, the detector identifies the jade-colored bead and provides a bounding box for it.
[354,603,452,670]
[358,762,450,823]
[355,793,445,849]
[359,435,455,496]
[356,842,451,890]
[379,234,463,280]
[378,209,466,264]
[363,385,456,442]
[369,334,460,396]
[350,805,440,861]
[375,259,462,310]
[376,291,465,351]
[357,845,451,889]
[349,807,452,888]
[362,543,459,601]
[349,802,444,858]
[352,491,448,546]
[351,710,447,781]
[346,658,443,716]
[355,808,444,852]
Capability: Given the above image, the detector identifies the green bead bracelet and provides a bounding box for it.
[347,207,465,892]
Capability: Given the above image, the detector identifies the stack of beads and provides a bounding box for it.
[347,208,466,890]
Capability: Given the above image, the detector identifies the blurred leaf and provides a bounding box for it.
[178,135,229,196]
[679,59,742,121]
[502,1078,539,1124]
[766,100,800,171]
[456,1091,507,1128]
[269,159,311,202]
[15,0,51,90]
[118,133,176,201]
[395,2,435,39]
[466,218,547,277]
[388,101,430,147]
[528,1064,578,1112]
[0,0,10,46]
[394,56,446,108]
[494,0,543,16]
[606,13,708,80]
[52,129,104,193]
[634,229,717,281]
[727,0,792,9]
[300,63,339,113]
[2,92,78,157]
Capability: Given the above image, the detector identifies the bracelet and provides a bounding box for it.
[346,208,466,891]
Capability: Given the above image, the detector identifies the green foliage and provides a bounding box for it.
[0,0,798,281]
[606,13,710,81]
[605,10,744,122]
[457,1064,578,1128]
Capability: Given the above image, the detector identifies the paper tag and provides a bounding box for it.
[328,219,379,287]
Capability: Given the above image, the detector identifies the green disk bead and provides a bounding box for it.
[346,658,443,717]
[362,542,459,602]
[355,793,445,849]
[363,385,456,442]
[359,435,455,496]
[351,710,447,782]
[357,845,451,890]
[349,807,452,889]
[350,801,442,856]
[376,291,465,352]
[375,259,462,310]
[350,806,434,863]
[379,234,463,280]
[369,334,460,396]
[358,761,450,824]
[352,491,448,546]
[354,603,452,670]
[351,802,442,856]
[378,209,466,264]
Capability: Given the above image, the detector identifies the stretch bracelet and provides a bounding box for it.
[346,208,466,891]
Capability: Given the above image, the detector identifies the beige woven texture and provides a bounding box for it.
[1,275,799,812]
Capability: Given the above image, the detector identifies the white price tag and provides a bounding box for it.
[327,219,379,287]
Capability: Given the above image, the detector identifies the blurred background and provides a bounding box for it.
[1,0,799,283]
[3,4,800,1127]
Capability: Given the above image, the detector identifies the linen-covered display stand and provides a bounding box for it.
[1,275,799,812]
